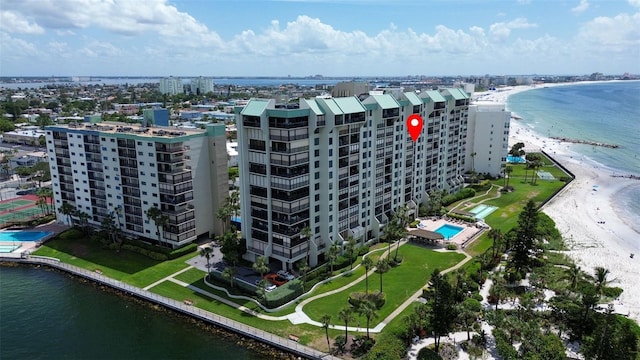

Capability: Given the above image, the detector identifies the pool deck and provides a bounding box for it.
[0,222,68,254]
[416,218,485,248]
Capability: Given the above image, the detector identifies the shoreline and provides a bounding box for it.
[476,83,640,322]
[0,256,332,360]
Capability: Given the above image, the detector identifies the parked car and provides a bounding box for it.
[254,279,276,292]
[277,270,295,281]
[264,273,288,286]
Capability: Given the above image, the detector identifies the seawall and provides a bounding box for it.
[0,254,337,360]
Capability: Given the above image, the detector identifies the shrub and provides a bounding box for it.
[348,291,386,309]
[446,244,458,250]
[417,348,442,360]
[168,243,197,259]
[442,188,476,206]
[334,335,347,354]
[351,336,375,357]
[364,332,406,360]
[357,245,370,256]
[409,220,420,228]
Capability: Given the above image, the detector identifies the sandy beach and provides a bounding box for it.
[475,83,640,322]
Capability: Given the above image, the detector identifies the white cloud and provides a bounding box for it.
[79,41,124,58]
[629,0,640,8]
[0,32,39,58]
[0,10,44,34]
[1,0,223,47]
[577,12,640,52]
[572,0,590,13]
[489,18,537,42]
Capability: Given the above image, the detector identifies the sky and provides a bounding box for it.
[1,0,639,77]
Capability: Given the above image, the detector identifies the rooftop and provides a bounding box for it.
[47,121,206,138]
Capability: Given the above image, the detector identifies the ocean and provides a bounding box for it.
[0,266,268,359]
[507,81,640,234]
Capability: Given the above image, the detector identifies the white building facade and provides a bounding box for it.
[190,77,214,95]
[45,122,228,248]
[236,89,471,269]
[159,77,183,95]
[466,101,511,177]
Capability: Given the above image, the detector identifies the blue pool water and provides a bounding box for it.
[435,224,464,240]
[470,205,499,219]
[0,231,53,242]
[507,155,526,163]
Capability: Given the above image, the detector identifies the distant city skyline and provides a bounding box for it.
[1,0,638,77]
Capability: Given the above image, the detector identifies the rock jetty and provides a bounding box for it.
[550,137,619,148]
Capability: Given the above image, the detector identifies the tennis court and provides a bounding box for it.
[0,199,33,211]
[537,171,556,180]
[0,195,50,226]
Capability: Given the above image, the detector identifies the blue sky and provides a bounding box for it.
[1,0,638,76]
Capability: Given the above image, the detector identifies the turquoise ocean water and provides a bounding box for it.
[0,266,265,359]
[507,81,640,233]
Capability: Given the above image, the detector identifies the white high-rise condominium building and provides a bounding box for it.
[236,88,471,269]
[159,76,183,95]
[45,122,228,248]
[466,101,511,176]
[190,77,214,95]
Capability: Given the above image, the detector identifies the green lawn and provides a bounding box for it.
[33,237,196,287]
[303,244,465,327]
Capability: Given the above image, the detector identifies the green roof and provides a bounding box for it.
[241,99,270,116]
[372,94,399,109]
[424,90,445,103]
[404,92,423,106]
[333,97,366,114]
[446,88,469,100]
[303,99,324,115]
[317,98,344,115]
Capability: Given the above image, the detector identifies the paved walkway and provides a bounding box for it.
[150,239,473,335]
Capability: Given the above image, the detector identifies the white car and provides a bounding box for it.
[277,270,295,280]
[255,280,276,292]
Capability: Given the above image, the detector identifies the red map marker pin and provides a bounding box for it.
[407,114,423,142]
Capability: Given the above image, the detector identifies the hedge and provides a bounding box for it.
[442,188,476,206]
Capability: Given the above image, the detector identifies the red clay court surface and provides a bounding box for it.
[0,194,53,224]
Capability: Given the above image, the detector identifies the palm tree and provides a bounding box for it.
[200,246,214,274]
[222,267,238,288]
[358,301,378,339]
[376,258,389,293]
[146,207,169,247]
[216,202,233,234]
[344,235,356,270]
[593,266,611,295]
[328,241,341,274]
[337,307,354,341]
[362,256,374,294]
[252,255,269,279]
[58,202,75,226]
[76,210,90,235]
[320,314,332,353]
[504,165,513,189]
[488,228,504,258]
[298,258,311,292]
[565,264,583,290]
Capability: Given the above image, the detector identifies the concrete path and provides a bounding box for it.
[150,239,473,335]
[143,265,194,291]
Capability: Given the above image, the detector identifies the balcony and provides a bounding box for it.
[167,210,195,225]
[159,183,193,196]
[158,171,192,184]
[270,177,309,191]
[158,163,188,175]
[157,153,185,164]
[156,143,186,154]
[160,192,194,205]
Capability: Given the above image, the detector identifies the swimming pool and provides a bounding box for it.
[0,231,53,242]
[470,204,498,219]
[435,224,464,240]
[507,155,526,163]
